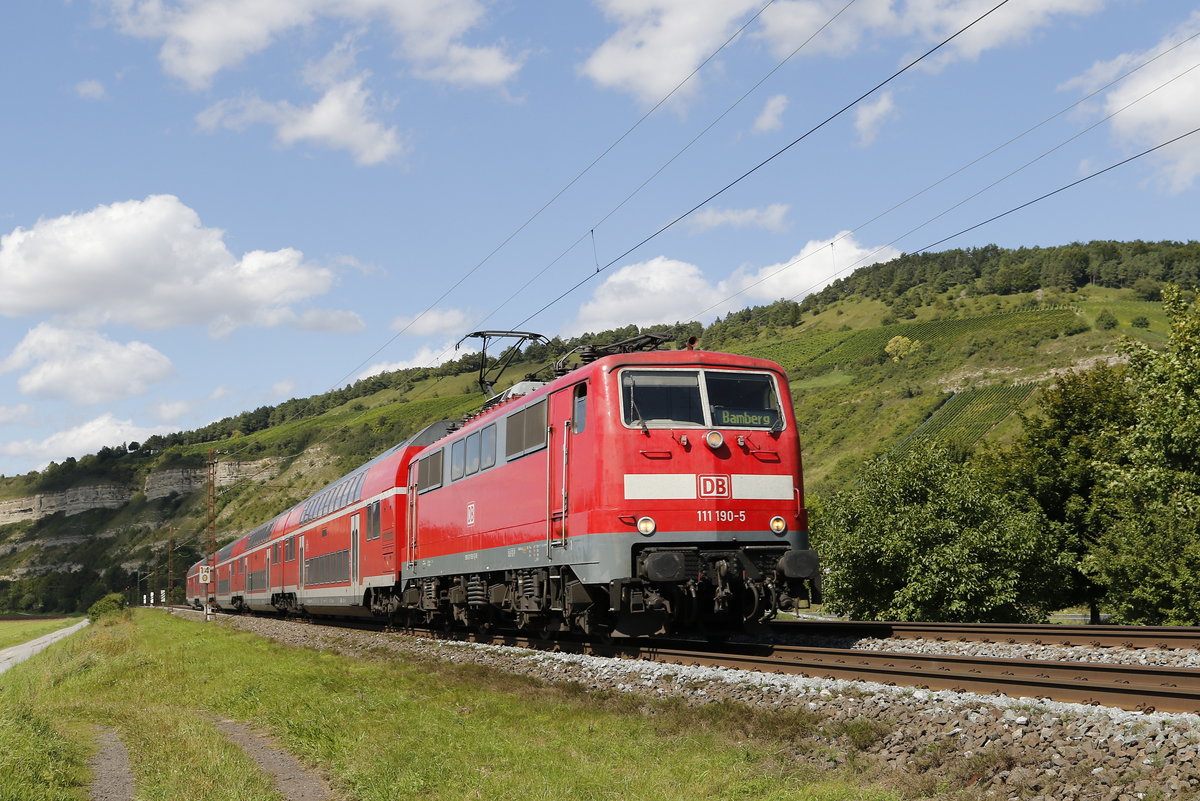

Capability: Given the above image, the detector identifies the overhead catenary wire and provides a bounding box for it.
[690,43,1200,318]
[374,0,864,398]
[511,0,1015,331]
[321,0,778,395]
[465,0,860,331]
[211,1,783,477]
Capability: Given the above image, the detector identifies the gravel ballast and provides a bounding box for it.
[170,609,1200,800]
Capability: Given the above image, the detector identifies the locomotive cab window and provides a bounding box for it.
[707,371,782,429]
[620,369,784,430]
[622,371,704,427]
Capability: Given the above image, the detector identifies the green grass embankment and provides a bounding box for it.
[0,617,83,651]
[0,611,902,801]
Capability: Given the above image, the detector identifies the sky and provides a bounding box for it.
[0,0,1198,476]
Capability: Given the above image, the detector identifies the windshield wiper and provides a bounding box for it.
[627,378,649,435]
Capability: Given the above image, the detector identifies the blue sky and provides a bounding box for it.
[0,0,1198,476]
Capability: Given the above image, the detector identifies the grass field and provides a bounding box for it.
[0,617,82,651]
[0,610,904,801]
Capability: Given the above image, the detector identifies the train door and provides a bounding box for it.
[547,381,587,550]
[351,513,360,595]
[405,466,419,569]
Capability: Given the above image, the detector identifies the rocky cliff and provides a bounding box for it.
[0,458,281,526]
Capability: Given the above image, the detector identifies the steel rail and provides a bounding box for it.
[769,620,1200,649]
[171,607,1200,712]
[576,639,1200,714]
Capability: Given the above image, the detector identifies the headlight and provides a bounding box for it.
[636,516,657,536]
[769,516,788,534]
[704,430,724,450]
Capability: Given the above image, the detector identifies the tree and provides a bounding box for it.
[884,335,921,362]
[815,444,1064,622]
[1082,286,1200,622]
[1000,365,1134,622]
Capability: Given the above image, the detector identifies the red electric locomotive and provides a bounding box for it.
[190,333,820,637]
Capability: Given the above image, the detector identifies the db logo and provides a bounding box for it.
[698,475,731,498]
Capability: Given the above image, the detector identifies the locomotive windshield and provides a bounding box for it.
[621,369,782,429]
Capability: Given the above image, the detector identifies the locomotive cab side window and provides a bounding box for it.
[573,383,588,433]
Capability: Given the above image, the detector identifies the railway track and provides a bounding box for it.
[171,607,1200,713]
[770,619,1200,649]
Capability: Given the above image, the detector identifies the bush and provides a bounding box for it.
[1131,315,1150,329]
[87,592,126,622]
[1096,309,1118,330]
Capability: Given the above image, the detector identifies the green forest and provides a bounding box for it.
[2,239,1199,623]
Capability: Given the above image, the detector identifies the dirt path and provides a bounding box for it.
[88,729,134,801]
[212,718,339,801]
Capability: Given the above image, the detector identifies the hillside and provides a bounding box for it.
[0,239,1189,611]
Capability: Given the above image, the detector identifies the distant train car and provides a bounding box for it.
[197,335,819,637]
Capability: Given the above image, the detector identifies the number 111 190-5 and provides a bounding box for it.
[697,510,746,523]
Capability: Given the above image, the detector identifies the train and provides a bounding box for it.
[186,333,820,637]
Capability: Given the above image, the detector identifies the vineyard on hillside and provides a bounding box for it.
[749,307,1085,370]
[896,384,1038,452]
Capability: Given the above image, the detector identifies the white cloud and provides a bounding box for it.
[0,324,173,405]
[0,414,163,467]
[567,257,726,335]
[0,195,336,336]
[753,94,788,133]
[0,404,32,425]
[756,0,1109,69]
[581,0,761,106]
[75,80,107,100]
[108,0,521,90]
[358,343,462,379]
[272,379,297,398]
[721,231,901,302]
[1064,10,1200,192]
[197,37,406,165]
[584,0,1110,106]
[294,309,366,333]
[567,233,900,334]
[854,91,896,145]
[391,308,471,337]
[152,400,193,423]
[689,204,789,233]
